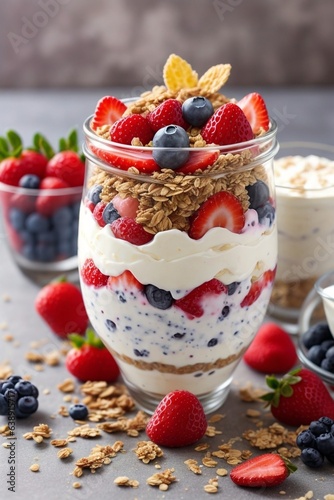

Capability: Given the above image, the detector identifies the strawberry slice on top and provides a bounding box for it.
[237,92,270,134]
[89,144,160,174]
[189,191,245,239]
[90,96,127,130]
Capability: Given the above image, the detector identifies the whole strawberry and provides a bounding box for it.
[262,367,334,426]
[146,390,207,447]
[230,453,297,488]
[65,329,120,382]
[243,322,297,374]
[35,278,89,338]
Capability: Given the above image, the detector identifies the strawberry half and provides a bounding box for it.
[176,149,219,174]
[237,92,270,134]
[175,278,227,319]
[241,267,276,307]
[110,114,154,146]
[107,270,144,292]
[146,390,207,447]
[201,102,254,146]
[230,453,297,488]
[89,144,159,174]
[243,322,297,374]
[189,191,245,239]
[90,96,127,130]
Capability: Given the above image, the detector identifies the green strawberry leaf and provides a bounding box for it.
[7,130,22,152]
[58,137,67,152]
[68,129,78,152]
[68,333,86,348]
[0,137,10,156]
[68,328,105,349]
[33,133,55,159]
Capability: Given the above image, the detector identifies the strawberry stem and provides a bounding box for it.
[261,367,302,408]
[0,131,23,159]
[68,328,105,349]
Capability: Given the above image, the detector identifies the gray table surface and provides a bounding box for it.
[0,87,334,500]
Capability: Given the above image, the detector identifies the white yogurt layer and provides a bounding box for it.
[78,202,277,396]
[274,155,334,281]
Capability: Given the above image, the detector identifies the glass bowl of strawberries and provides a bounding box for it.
[0,130,85,284]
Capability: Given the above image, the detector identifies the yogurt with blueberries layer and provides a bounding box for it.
[78,201,277,396]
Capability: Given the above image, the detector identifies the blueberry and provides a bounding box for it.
[134,349,150,357]
[0,394,8,416]
[302,322,333,349]
[325,345,334,360]
[58,241,74,257]
[7,375,22,385]
[52,206,73,227]
[152,125,189,169]
[1,382,15,394]
[36,243,56,262]
[321,340,334,351]
[208,338,218,347]
[19,174,40,189]
[9,207,26,231]
[318,416,334,429]
[4,388,17,403]
[17,395,38,415]
[15,380,34,396]
[38,230,56,244]
[309,420,328,437]
[102,202,120,224]
[106,319,116,331]
[300,447,324,468]
[19,230,35,245]
[22,243,37,260]
[219,305,230,319]
[321,357,334,373]
[71,200,81,218]
[69,403,88,420]
[182,96,214,127]
[307,344,327,366]
[88,185,103,205]
[25,212,50,233]
[256,202,275,226]
[296,429,317,450]
[145,284,173,310]
[246,180,270,209]
[173,332,185,339]
[227,282,239,295]
[316,433,334,457]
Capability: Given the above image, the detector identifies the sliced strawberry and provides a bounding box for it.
[230,453,296,488]
[201,102,254,146]
[237,92,270,134]
[90,96,127,130]
[175,278,227,319]
[107,270,144,292]
[89,144,159,174]
[189,191,245,240]
[110,114,154,146]
[241,267,276,307]
[148,99,188,132]
[81,258,109,287]
[176,149,219,174]
[110,216,153,245]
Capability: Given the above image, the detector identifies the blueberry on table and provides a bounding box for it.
[69,403,88,420]
[296,429,317,450]
[17,396,38,416]
[182,96,214,127]
[15,380,34,396]
[309,420,329,437]
[0,394,8,416]
[318,416,334,429]
[300,447,324,468]
[145,284,174,310]
[152,125,190,169]
[316,432,334,457]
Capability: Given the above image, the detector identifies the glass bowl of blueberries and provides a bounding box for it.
[297,272,334,386]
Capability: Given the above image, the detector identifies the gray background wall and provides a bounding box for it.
[0,0,333,88]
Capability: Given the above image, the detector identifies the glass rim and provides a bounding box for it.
[0,181,83,197]
[315,270,334,299]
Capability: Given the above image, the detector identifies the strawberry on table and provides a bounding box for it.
[35,277,89,338]
[237,92,270,134]
[146,390,207,447]
[65,328,120,382]
[90,95,127,131]
[230,453,297,488]
[244,322,297,374]
[261,367,334,426]
[201,102,254,146]
[189,191,245,239]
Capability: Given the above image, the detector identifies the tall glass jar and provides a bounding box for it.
[79,105,278,414]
